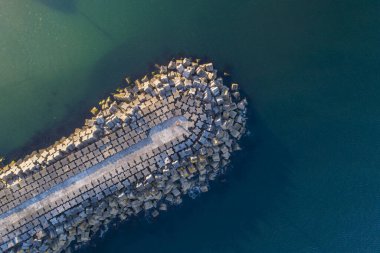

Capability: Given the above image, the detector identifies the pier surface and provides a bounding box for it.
[0,59,247,252]
[0,116,189,225]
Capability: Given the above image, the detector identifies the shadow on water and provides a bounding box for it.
[35,0,115,41]
[36,0,76,13]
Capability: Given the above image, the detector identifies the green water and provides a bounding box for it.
[1,0,380,252]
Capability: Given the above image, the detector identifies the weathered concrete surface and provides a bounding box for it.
[0,116,189,231]
[0,59,247,253]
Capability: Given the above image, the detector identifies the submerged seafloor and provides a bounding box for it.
[0,0,380,253]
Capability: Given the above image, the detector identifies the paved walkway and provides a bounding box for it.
[0,116,190,233]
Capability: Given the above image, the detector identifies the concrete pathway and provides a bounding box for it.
[0,116,190,235]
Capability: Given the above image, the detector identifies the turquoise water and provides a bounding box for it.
[1,0,380,252]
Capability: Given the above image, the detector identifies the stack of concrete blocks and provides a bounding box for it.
[0,58,247,253]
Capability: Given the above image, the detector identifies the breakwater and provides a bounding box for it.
[0,58,247,253]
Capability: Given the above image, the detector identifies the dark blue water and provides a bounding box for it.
[0,0,379,252]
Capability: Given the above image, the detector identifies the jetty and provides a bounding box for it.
[0,58,247,252]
